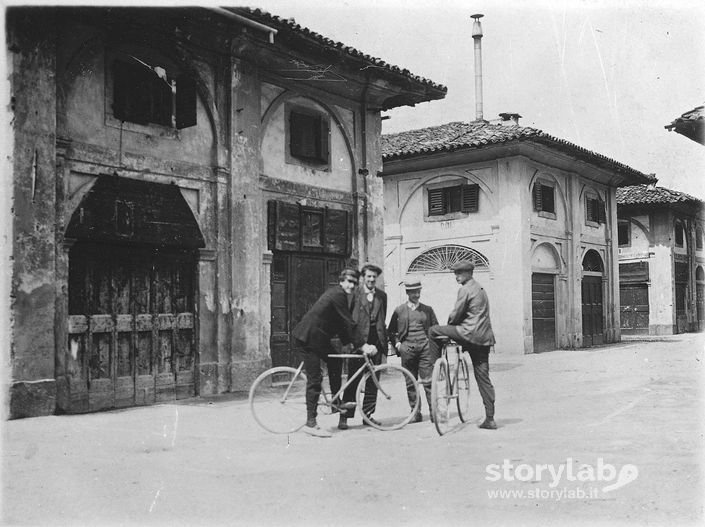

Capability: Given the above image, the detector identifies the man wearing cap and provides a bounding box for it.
[429,260,497,430]
[337,263,388,430]
[387,278,439,422]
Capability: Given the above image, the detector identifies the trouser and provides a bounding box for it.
[429,325,495,419]
[341,334,382,418]
[398,339,437,415]
[298,343,343,422]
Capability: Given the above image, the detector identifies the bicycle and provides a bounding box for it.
[430,336,473,435]
[249,352,420,433]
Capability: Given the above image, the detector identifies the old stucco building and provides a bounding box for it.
[617,184,705,335]
[6,6,445,417]
[381,118,655,355]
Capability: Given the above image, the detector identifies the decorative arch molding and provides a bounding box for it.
[260,90,356,173]
[407,244,489,274]
[397,172,496,224]
[581,248,604,274]
[531,241,563,274]
[59,33,221,152]
[578,183,607,203]
[528,170,568,220]
[620,216,653,246]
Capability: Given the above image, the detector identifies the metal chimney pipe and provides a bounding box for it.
[471,14,484,122]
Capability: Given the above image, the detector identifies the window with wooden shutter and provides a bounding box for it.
[586,195,606,224]
[533,181,555,214]
[288,106,330,166]
[112,59,196,130]
[427,184,479,217]
[675,222,684,246]
[618,221,630,246]
[697,226,703,250]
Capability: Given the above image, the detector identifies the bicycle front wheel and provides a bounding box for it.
[456,353,472,422]
[249,366,308,434]
[431,358,451,436]
[356,364,419,431]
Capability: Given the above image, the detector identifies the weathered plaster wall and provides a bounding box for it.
[8,11,58,417]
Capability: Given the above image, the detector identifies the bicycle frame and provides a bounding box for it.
[322,353,386,407]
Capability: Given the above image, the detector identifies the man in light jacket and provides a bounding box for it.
[429,260,497,430]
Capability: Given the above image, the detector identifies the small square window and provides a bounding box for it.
[428,184,479,217]
[675,222,684,247]
[533,181,555,214]
[585,195,606,224]
[618,221,630,246]
[112,59,196,129]
[288,106,330,167]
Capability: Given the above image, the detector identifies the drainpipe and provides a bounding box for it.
[209,7,278,44]
[471,14,484,122]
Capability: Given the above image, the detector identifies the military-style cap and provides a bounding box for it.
[402,278,422,290]
[451,260,475,273]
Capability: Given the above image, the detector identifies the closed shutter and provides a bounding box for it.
[428,188,445,216]
[461,184,479,213]
[597,199,606,223]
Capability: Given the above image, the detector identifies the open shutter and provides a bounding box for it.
[175,75,197,129]
[586,196,595,222]
[461,184,479,213]
[319,117,330,163]
[533,182,543,211]
[597,198,606,223]
[428,188,445,216]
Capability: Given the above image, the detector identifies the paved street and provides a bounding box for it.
[2,333,704,527]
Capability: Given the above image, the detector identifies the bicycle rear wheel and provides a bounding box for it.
[356,364,419,431]
[249,366,307,434]
[456,353,472,422]
[431,358,451,436]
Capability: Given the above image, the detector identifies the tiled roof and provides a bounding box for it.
[617,185,703,206]
[230,7,447,97]
[382,121,656,183]
[665,105,705,145]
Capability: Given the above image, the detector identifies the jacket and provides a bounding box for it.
[387,302,438,346]
[351,286,388,352]
[292,285,361,352]
[447,278,495,346]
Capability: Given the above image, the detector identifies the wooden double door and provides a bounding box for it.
[270,253,346,367]
[581,276,604,346]
[620,283,649,335]
[531,273,556,353]
[67,243,197,411]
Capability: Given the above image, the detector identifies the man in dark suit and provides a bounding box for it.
[337,263,388,430]
[387,278,439,422]
[292,267,365,437]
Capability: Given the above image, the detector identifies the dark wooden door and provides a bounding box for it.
[582,276,604,346]
[270,253,344,367]
[697,284,705,331]
[619,284,649,335]
[531,273,556,353]
[68,243,197,411]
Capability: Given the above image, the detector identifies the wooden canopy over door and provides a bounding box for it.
[64,175,204,412]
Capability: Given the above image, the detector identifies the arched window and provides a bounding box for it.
[408,245,489,273]
[696,226,703,250]
[696,266,705,282]
[582,249,604,273]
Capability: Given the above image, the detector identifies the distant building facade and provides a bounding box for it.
[381,118,654,355]
[617,185,705,334]
[6,7,445,417]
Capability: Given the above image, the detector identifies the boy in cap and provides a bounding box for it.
[387,278,439,422]
[428,260,497,430]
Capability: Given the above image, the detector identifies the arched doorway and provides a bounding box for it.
[582,249,604,346]
[65,175,205,411]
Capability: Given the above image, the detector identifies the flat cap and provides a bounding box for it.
[451,260,475,273]
[402,278,422,290]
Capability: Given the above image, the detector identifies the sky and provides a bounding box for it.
[248,0,705,199]
[1,0,704,200]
